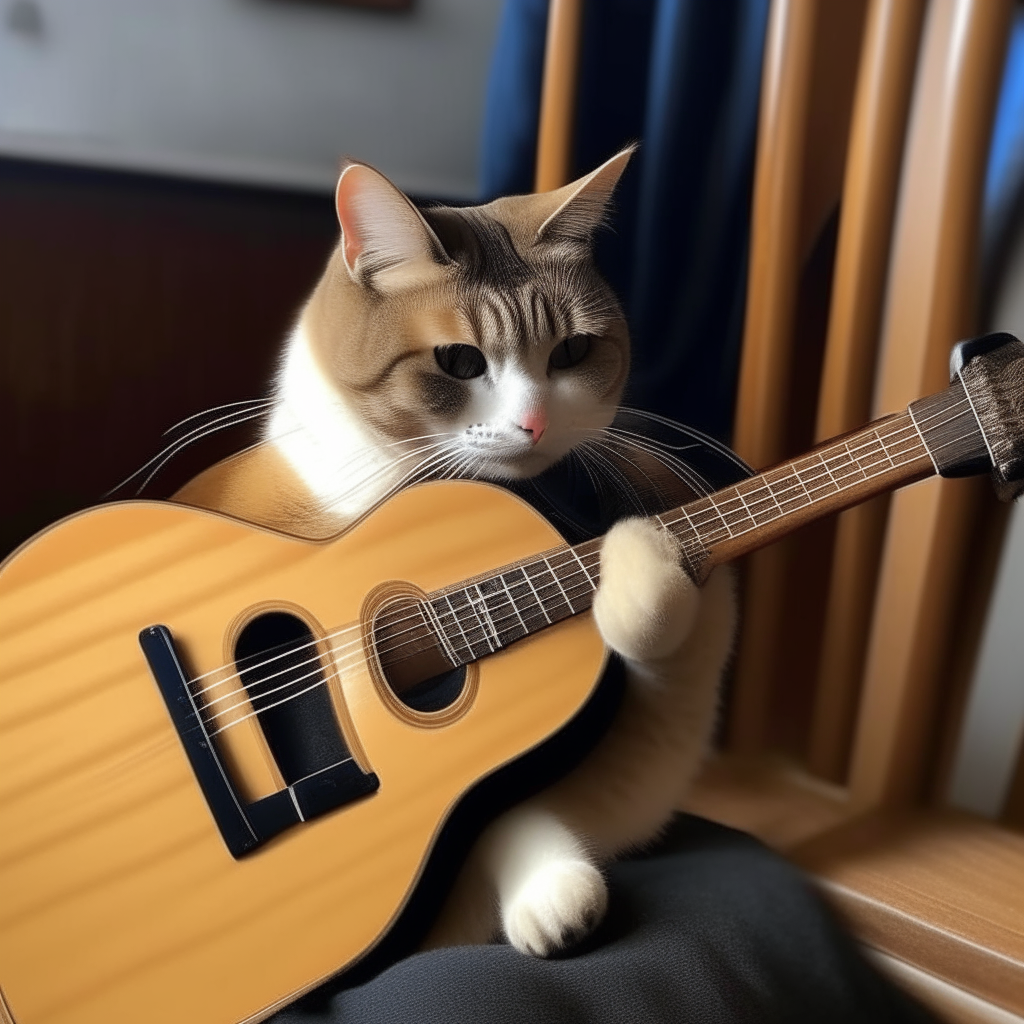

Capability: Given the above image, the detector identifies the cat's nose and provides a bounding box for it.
[518,410,547,444]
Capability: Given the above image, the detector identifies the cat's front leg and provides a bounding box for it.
[482,804,607,957]
[592,517,698,665]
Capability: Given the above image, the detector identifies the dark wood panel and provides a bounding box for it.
[0,157,337,559]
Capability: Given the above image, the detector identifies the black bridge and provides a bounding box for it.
[140,624,379,858]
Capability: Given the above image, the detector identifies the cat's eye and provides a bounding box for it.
[434,344,487,380]
[549,334,592,370]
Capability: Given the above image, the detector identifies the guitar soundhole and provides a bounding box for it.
[398,665,467,713]
[234,611,350,785]
[374,596,467,713]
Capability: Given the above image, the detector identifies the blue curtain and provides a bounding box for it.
[480,0,771,442]
[982,5,1024,283]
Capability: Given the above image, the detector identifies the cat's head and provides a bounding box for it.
[301,148,634,481]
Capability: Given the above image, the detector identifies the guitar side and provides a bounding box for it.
[0,482,607,1024]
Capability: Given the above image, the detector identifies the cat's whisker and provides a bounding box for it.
[598,430,713,496]
[106,407,273,497]
[604,425,700,456]
[575,442,654,517]
[567,447,603,495]
[132,409,274,497]
[163,398,274,438]
[614,407,752,474]
[309,439,460,516]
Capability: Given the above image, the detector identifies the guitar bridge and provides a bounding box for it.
[139,624,379,858]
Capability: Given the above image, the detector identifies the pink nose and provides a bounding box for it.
[518,409,548,444]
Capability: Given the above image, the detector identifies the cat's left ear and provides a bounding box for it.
[335,161,451,290]
[534,145,636,246]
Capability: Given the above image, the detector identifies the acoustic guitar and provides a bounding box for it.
[1,334,1022,1024]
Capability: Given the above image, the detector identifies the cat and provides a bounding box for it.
[173,147,736,957]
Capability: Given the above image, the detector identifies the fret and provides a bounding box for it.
[734,480,776,527]
[497,569,545,635]
[437,590,490,661]
[845,438,873,479]
[875,428,896,470]
[764,470,788,519]
[692,497,735,543]
[791,459,817,504]
[458,587,497,658]
[421,598,461,666]
[794,456,832,497]
[500,574,531,637]
[471,583,503,649]
[546,549,592,614]
[815,448,844,494]
[517,565,553,625]
[768,467,810,514]
[570,548,597,589]
[711,492,756,535]
[540,555,575,617]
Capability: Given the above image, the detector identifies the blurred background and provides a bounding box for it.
[3,5,1024,1010]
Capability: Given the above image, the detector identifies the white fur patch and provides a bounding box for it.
[267,324,408,523]
[502,858,608,957]
[481,806,607,957]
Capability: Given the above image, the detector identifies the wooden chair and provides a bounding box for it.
[537,1,1024,1020]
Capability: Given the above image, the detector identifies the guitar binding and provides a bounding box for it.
[139,624,380,858]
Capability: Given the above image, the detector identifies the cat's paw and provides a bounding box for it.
[502,859,608,957]
[592,517,698,662]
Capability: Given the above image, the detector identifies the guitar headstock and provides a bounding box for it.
[954,332,1024,501]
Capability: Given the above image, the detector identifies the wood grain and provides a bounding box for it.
[0,482,606,1024]
[794,811,1024,1016]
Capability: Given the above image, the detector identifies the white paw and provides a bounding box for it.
[502,859,608,957]
[592,517,699,662]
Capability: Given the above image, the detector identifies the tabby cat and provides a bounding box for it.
[174,148,736,956]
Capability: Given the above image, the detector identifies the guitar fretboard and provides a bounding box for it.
[423,541,603,665]
[416,398,965,669]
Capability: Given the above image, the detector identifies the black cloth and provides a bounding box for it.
[272,815,936,1024]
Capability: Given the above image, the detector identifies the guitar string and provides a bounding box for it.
[204,409,942,736]
[196,407,973,735]
[190,418,931,729]
[183,405,959,718]
[200,439,971,740]
[198,560,603,726]
[184,396,972,716]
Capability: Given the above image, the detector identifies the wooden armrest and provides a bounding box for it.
[792,811,1024,1017]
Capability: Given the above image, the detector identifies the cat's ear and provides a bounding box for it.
[534,145,636,245]
[335,161,451,290]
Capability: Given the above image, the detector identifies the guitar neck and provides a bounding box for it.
[663,408,934,581]
[415,376,988,669]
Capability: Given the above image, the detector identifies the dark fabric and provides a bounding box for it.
[272,815,936,1024]
[479,0,769,442]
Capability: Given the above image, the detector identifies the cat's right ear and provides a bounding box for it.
[335,162,451,291]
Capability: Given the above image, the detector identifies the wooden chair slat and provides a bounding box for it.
[535,0,584,192]
[847,0,1013,812]
[807,0,928,782]
[728,0,867,753]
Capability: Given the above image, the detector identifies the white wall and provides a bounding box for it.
[0,0,503,197]
[948,216,1024,818]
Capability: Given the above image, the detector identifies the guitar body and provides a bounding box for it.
[0,481,608,1024]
